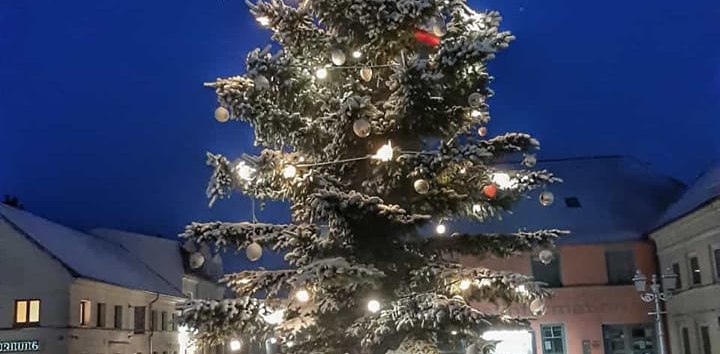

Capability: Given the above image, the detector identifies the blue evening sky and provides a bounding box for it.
[2,0,719,269]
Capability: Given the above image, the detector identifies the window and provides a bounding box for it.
[532,254,562,287]
[96,303,106,328]
[700,326,711,354]
[689,255,702,285]
[114,305,123,329]
[672,262,683,289]
[134,306,146,334]
[80,300,92,326]
[150,310,158,331]
[14,300,40,326]
[564,197,581,208]
[682,327,691,354]
[713,247,720,280]
[541,325,566,354]
[161,311,168,331]
[605,250,636,285]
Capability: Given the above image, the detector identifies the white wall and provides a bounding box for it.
[0,218,74,354]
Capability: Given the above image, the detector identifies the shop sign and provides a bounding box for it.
[0,340,39,353]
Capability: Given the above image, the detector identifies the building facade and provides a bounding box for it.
[0,204,225,354]
[650,165,720,354]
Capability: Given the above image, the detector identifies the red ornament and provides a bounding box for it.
[414,29,441,47]
[483,184,498,199]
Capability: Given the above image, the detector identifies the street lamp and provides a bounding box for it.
[632,269,677,354]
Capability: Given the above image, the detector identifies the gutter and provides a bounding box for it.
[148,292,160,354]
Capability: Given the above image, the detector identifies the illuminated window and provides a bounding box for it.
[689,255,702,285]
[80,300,92,326]
[14,300,40,326]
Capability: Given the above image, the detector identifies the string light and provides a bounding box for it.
[230,340,242,352]
[262,309,284,324]
[470,110,482,118]
[235,161,255,181]
[295,288,310,303]
[435,223,447,235]
[352,50,362,59]
[451,330,458,336]
[256,16,270,26]
[373,141,394,161]
[472,204,482,214]
[367,299,381,313]
[286,341,294,348]
[459,279,472,290]
[315,67,328,79]
[282,165,297,178]
[516,284,529,296]
[269,338,277,344]
[491,172,517,190]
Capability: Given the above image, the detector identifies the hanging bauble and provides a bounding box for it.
[413,28,441,46]
[483,184,497,198]
[538,249,554,265]
[352,118,371,138]
[539,191,555,206]
[523,154,537,168]
[477,126,488,137]
[431,16,447,37]
[529,298,546,315]
[214,107,230,123]
[413,179,430,194]
[360,67,373,82]
[254,75,270,90]
[330,49,346,66]
[468,92,484,108]
[246,242,263,261]
[189,252,205,269]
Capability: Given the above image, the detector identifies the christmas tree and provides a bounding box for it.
[179,0,564,353]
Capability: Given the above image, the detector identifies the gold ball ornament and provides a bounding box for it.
[352,118,371,138]
[331,49,346,66]
[246,242,263,261]
[254,75,270,90]
[467,92,484,108]
[360,67,373,82]
[413,179,430,194]
[539,191,555,206]
[214,106,230,123]
[477,126,488,137]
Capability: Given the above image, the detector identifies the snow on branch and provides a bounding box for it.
[418,229,568,258]
[178,298,271,344]
[181,221,317,253]
[312,189,432,224]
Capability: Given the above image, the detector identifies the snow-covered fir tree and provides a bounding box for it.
[179,0,565,353]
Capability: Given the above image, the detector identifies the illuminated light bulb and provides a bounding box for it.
[315,67,328,79]
[373,141,393,162]
[282,165,297,178]
[295,288,310,303]
[491,172,517,190]
[472,204,482,214]
[269,338,277,344]
[470,110,482,118]
[516,284,529,296]
[235,161,255,181]
[352,50,362,59]
[230,340,242,352]
[262,309,284,324]
[459,279,472,290]
[367,299,381,313]
[451,330,458,336]
[435,224,447,235]
[256,16,270,26]
[286,341,294,348]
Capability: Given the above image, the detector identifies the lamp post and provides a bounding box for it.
[632,269,677,354]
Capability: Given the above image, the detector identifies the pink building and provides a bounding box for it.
[454,156,684,354]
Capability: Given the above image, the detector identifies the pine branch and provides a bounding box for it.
[418,229,568,258]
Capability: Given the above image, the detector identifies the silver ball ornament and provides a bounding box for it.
[413,179,430,194]
[477,126,488,137]
[523,154,537,167]
[467,92,484,108]
[189,252,205,269]
[246,242,263,261]
[539,191,555,206]
[538,249,554,265]
[530,298,546,315]
[254,75,270,90]
[214,107,230,123]
[360,67,373,82]
[331,49,346,66]
[352,118,371,138]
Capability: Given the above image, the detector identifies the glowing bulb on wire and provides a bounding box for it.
[256,16,270,26]
[435,224,447,235]
[315,67,328,79]
[295,288,310,303]
[373,141,393,162]
[235,162,255,181]
[459,279,472,290]
[352,50,362,59]
[470,110,482,118]
[282,165,297,178]
[230,340,242,352]
[367,299,381,313]
[269,338,277,344]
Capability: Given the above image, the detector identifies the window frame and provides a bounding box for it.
[672,262,683,290]
[13,299,41,327]
[711,244,720,282]
[134,306,146,334]
[540,323,567,354]
[604,249,637,285]
[531,252,563,288]
[681,326,692,354]
[96,303,106,328]
[688,253,702,286]
[161,311,168,331]
[114,305,123,329]
[700,325,711,354]
[80,300,92,326]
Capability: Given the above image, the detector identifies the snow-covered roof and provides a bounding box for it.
[450,156,685,244]
[654,164,720,229]
[0,204,184,297]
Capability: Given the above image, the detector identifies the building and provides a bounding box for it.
[0,204,225,354]
[650,164,720,354]
[456,156,684,354]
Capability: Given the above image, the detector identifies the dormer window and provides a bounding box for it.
[564,197,581,208]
